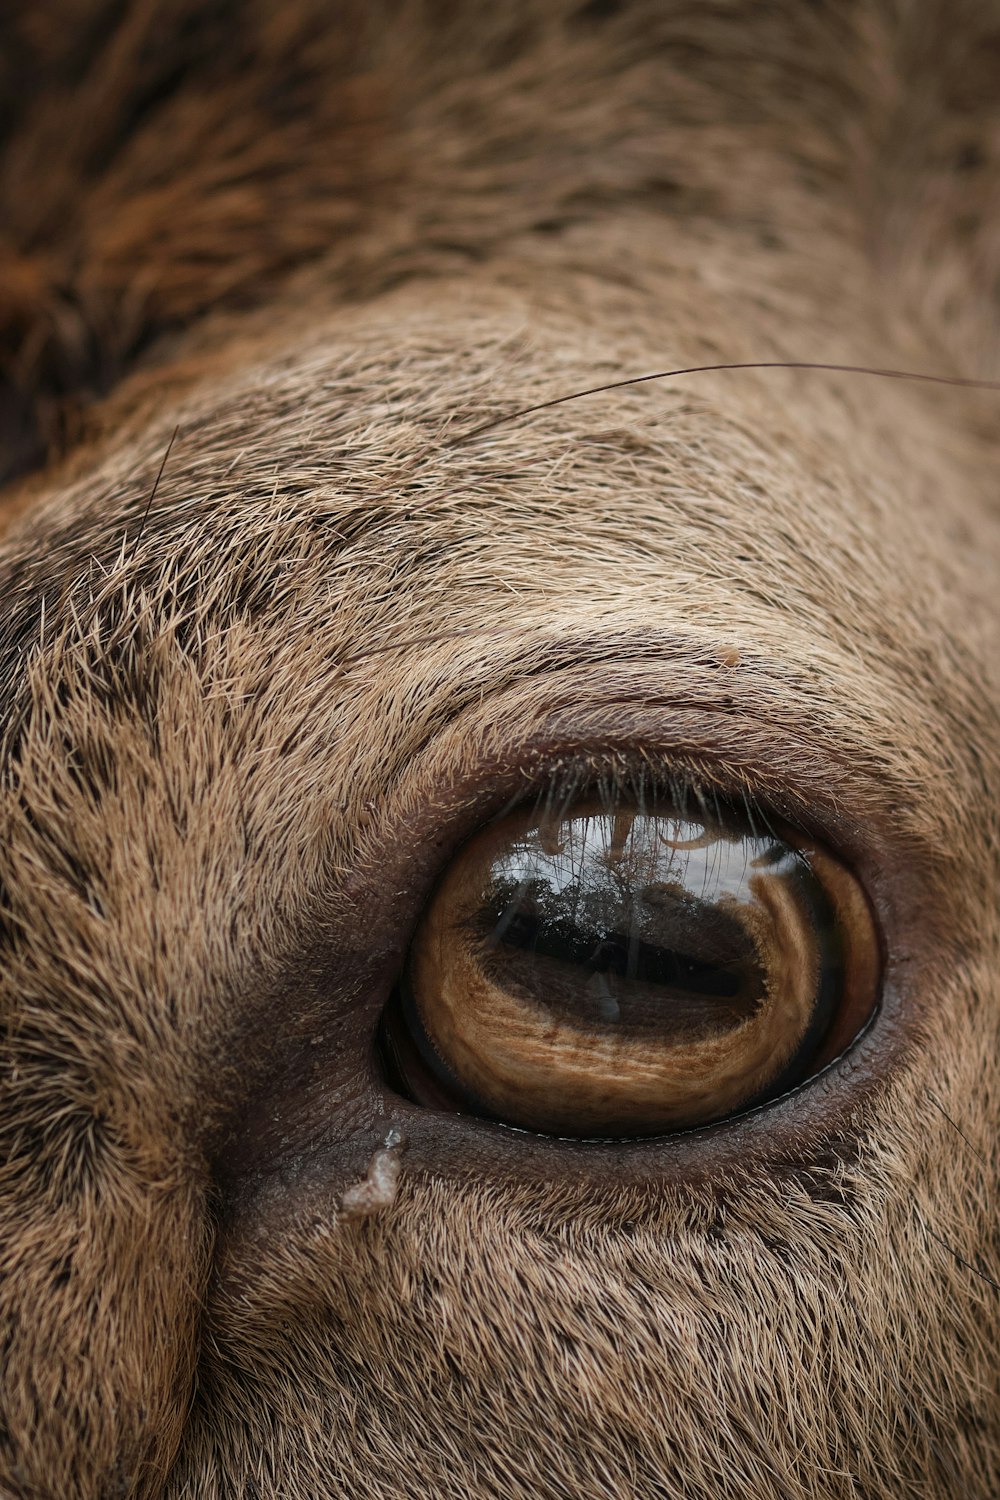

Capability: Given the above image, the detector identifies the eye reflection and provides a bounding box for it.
[484,813,800,1035]
[380,790,880,1138]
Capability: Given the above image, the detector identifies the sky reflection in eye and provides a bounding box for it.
[488,811,798,940]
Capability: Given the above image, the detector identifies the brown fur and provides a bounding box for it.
[0,2,998,1496]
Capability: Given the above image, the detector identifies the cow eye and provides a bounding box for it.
[378,787,881,1138]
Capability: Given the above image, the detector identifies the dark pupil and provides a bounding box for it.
[477,811,799,1038]
[492,887,747,996]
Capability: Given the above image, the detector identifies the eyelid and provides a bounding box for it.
[354,640,950,957]
[218,652,939,1213]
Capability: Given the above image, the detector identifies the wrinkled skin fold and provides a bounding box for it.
[0,2,998,1497]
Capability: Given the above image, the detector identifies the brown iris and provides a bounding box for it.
[380,793,880,1137]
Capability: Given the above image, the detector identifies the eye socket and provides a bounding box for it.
[379,786,881,1139]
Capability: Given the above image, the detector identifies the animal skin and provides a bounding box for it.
[0,2,998,1496]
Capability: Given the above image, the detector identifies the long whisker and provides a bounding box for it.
[925,1088,988,1167]
[449,361,1000,446]
[128,425,179,563]
[917,1211,1000,1295]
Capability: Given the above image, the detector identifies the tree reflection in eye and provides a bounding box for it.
[483,813,795,1025]
[380,788,881,1138]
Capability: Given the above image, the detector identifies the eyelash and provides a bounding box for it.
[492,761,787,847]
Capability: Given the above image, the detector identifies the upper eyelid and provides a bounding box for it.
[356,677,920,906]
[0,585,943,925]
[0,626,925,827]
